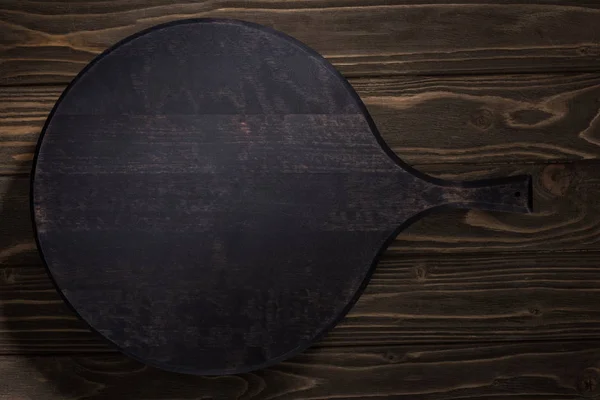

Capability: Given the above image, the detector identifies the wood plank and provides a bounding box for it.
[3,74,600,175]
[0,177,38,266]
[356,74,600,165]
[390,161,600,254]
[3,161,600,266]
[4,250,600,353]
[0,86,56,175]
[0,266,110,354]
[334,251,600,346]
[3,2,600,84]
[1,342,600,399]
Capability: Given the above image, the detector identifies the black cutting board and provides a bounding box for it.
[32,19,532,375]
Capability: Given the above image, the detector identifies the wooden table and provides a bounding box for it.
[2,1,600,398]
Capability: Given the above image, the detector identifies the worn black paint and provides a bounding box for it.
[31,19,532,375]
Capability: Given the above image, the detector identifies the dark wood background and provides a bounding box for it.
[2,1,600,398]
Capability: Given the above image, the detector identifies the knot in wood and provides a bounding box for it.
[414,265,428,281]
[0,269,14,284]
[528,307,542,316]
[540,164,573,197]
[577,368,600,397]
[384,351,399,363]
[578,46,600,56]
[470,108,494,130]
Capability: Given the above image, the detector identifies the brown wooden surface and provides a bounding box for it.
[4,74,600,175]
[3,2,600,84]
[2,0,600,398]
[3,342,600,400]
[4,250,600,355]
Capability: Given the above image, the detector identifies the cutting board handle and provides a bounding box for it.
[438,175,532,213]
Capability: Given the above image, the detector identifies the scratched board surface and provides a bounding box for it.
[3,1,600,399]
[31,19,531,374]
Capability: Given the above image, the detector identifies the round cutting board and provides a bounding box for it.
[32,19,532,375]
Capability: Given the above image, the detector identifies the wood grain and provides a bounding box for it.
[1,0,599,394]
[0,266,110,354]
[356,74,600,165]
[5,249,600,354]
[3,161,600,266]
[1,341,600,399]
[3,73,600,175]
[0,177,38,266]
[31,19,528,374]
[3,2,600,84]
[0,86,56,175]
[390,162,597,254]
